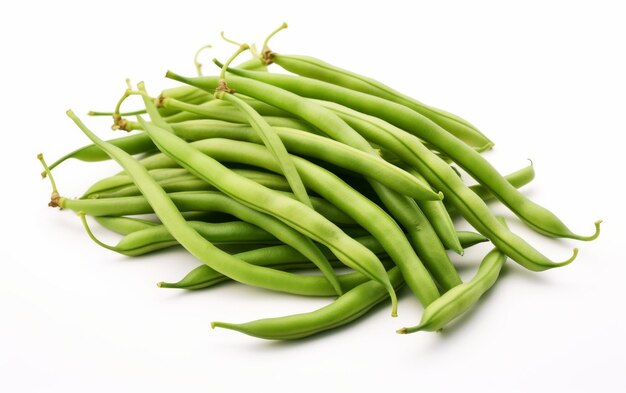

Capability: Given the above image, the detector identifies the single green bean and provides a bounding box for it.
[216,90,313,208]
[269,53,494,152]
[82,218,279,256]
[162,230,486,291]
[211,266,403,340]
[406,167,463,254]
[93,215,157,235]
[397,244,507,333]
[159,235,385,290]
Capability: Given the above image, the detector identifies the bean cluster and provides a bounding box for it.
[40,24,600,340]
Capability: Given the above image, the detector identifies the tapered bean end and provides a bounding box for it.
[570,220,602,241]
[211,321,236,331]
[396,323,426,334]
[437,191,444,201]
[389,287,398,317]
[554,247,579,268]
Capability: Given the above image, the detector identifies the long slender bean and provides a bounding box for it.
[268,53,494,152]
[214,67,600,241]
[211,266,404,340]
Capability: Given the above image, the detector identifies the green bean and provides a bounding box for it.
[85,168,292,199]
[60,111,355,298]
[318,101,578,271]
[45,133,154,172]
[61,191,356,225]
[133,115,398,314]
[162,231,486,291]
[81,217,279,256]
[445,163,536,216]
[406,167,463,254]
[160,235,385,290]
[215,67,600,242]
[147,136,440,306]
[161,98,312,130]
[268,53,494,152]
[215,83,313,208]
[166,70,461,292]
[397,244,507,334]
[93,215,157,235]
[211,266,403,340]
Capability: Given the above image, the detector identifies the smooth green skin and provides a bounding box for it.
[166,71,461,293]
[216,67,599,242]
[271,53,494,152]
[127,120,441,201]
[94,216,156,235]
[47,133,155,171]
[88,220,279,257]
[320,102,577,271]
[398,246,507,333]
[162,98,312,131]
[66,111,356,298]
[446,164,536,216]
[146,137,440,306]
[212,266,404,340]
[136,117,398,314]
[162,231,487,291]
[407,168,463,254]
[81,185,342,294]
[160,235,385,290]
[219,92,313,209]
[84,168,292,199]
[62,191,356,226]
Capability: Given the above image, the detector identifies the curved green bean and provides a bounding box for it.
[62,111,353,298]
[397,245,507,333]
[211,266,403,340]
[270,53,494,152]
[82,218,278,256]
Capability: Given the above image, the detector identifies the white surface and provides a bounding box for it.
[1,1,624,392]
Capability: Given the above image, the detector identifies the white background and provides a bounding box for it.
[1,1,624,392]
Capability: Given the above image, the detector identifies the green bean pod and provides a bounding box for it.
[217,92,313,208]
[397,245,507,333]
[83,219,279,256]
[270,53,494,152]
[160,235,385,290]
[162,231,486,291]
[84,168,292,199]
[211,266,404,340]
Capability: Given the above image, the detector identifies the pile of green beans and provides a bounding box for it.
[39,24,601,341]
